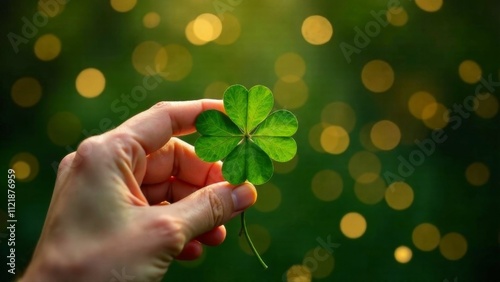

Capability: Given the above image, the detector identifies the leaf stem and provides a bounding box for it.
[240,211,268,269]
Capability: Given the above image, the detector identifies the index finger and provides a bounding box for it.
[116,99,224,154]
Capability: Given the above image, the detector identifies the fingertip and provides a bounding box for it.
[176,240,203,260]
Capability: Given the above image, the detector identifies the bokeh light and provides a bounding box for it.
[321,102,356,133]
[475,93,499,119]
[274,154,298,174]
[34,33,61,61]
[385,182,414,210]
[238,224,271,255]
[47,112,82,146]
[412,223,441,251]
[394,246,412,264]
[204,81,229,99]
[143,12,161,29]
[340,212,367,239]
[309,123,326,153]
[38,0,65,17]
[110,0,137,13]
[301,15,333,45]
[302,247,335,279]
[286,265,311,282]
[348,151,381,184]
[458,60,482,84]
[439,232,468,261]
[214,14,241,45]
[354,176,386,205]
[387,7,409,27]
[189,13,223,44]
[465,162,490,186]
[254,183,281,212]
[11,77,42,107]
[273,79,309,109]
[160,44,193,81]
[10,152,39,182]
[370,120,401,151]
[76,68,106,98]
[275,52,306,83]
[132,41,168,75]
[361,60,395,93]
[415,0,444,12]
[408,91,437,120]
[422,103,449,129]
[320,125,350,154]
[311,170,343,201]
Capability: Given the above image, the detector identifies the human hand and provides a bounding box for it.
[22,100,257,282]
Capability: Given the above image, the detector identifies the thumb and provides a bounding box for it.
[165,182,257,241]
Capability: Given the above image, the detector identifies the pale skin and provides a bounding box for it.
[22,100,257,282]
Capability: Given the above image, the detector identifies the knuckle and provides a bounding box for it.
[152,216,186,255]
[204,189,226,227]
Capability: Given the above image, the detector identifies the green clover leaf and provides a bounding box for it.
[195,84,298,185]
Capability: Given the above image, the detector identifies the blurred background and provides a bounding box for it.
[1,0,499,281]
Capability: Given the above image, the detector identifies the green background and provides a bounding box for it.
[1,0,499,281]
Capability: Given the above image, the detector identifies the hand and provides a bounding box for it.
[23,100,257,282]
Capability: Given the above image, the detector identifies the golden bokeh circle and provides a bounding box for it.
[192,13,223,43]
[408,91,437,120]
[422,103,449,129]
[387,7,408,27]
[275,52,306,83]
[286,265,311,282]
[275,154,298,174]
[320,125,350,155]
[361,60,395,93]
[11,77,42,107]
[415,0,443,12]
[412,223,440,251]
[439,232,468,261]
[340,212,367,239]
[321,102,356,133]
[475,93,499,119]
[458,60,482,84]
[143,12,161,29]
[132,41,168,75]
[34,33,61,61]
[273,79,309,109]
[302,247,335,279]
[348,151,381,184]
[160,44,193,81]
[311,170,343,201]
[47,112,82,146]
[10,152,39,182]
[301,15,333,45]
[238,224,271,255]
[370,120,401,151]
[254,183,281,212]
[38,0,66,17]
[309,123,326,153]
[394,246,413,264]
[204,81,229,99]
[214,14,241,45]
[110,0,137,12]
[76,68,106,98]
[385,182,414,210]
[354,176,386,205]
[465,162,490,186]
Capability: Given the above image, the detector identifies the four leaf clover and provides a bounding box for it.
[195,84,298,185]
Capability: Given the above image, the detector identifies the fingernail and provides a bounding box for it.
[231,183,256,211]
